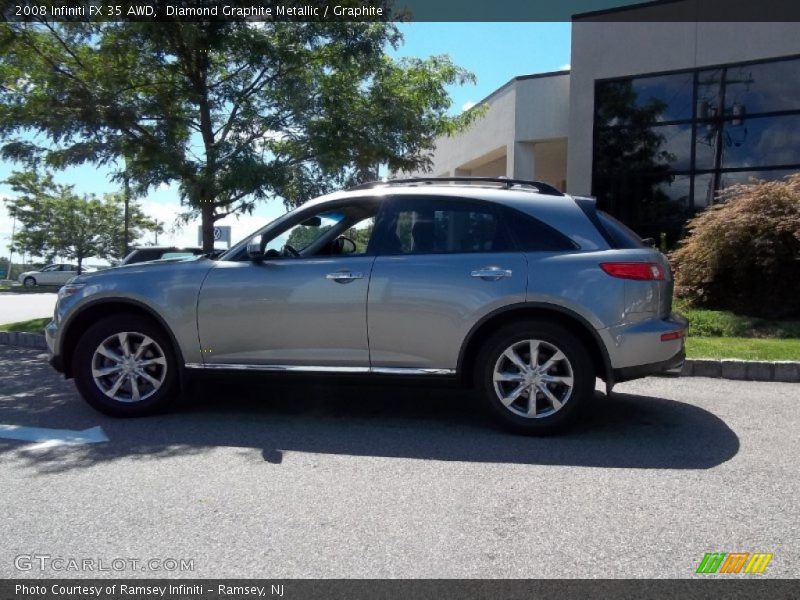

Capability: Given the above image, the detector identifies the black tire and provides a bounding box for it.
[23,276,36,287]
[73,315,179,417]
[475,320,594,435]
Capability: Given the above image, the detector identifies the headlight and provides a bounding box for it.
[59,282,86,298]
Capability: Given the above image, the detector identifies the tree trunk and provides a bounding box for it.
[201,202,215,253]
[77,256,83,274]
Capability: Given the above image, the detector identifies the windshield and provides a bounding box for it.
[266,212,344,254]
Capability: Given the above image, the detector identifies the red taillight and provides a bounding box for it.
[600,262,665,281]
[660,331,684,342]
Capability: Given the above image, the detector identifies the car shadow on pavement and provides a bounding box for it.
[0,347,740,473]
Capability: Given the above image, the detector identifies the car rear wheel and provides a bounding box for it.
[476,320,594,434]
[73,315,178,417]
[23,276,36,287]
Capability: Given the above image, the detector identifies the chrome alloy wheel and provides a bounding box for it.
[492,339,575,419]
[91,332,168,403]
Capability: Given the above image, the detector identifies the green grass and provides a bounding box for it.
[686,337,800,361]
[0,317,50,334]
[674,297,800,339]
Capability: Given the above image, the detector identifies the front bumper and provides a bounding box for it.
[44,319,64,373]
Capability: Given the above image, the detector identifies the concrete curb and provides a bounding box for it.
[682,358,800,383]
[0,330,48,350]
[0,332,797,382]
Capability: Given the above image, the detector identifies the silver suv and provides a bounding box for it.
[45,177,686,433]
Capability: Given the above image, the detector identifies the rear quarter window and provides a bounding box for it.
[504,209,577,252]
[596,211,648,249]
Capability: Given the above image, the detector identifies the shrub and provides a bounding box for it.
[670,174,800,319]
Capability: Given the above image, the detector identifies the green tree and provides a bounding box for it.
[671,174,800,318]
[4,171,159,269]
[0,19,476,252]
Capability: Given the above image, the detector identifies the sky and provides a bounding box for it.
[0,23,571,259]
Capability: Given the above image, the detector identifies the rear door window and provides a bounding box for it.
[375,197,513,255]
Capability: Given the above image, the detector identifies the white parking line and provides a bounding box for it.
[0,424,108,450]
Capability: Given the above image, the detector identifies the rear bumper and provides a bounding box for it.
[603,312,688,383]
[612,346,685,383]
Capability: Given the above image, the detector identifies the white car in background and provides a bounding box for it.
[18,264,96,287]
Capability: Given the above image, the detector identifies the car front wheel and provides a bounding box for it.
[476,320,594,434]
[73,315,178,417]
[23,276,36,287]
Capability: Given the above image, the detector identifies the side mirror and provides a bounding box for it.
[247,235,264,261]
[332,236,357,255]
[341,238,356,254]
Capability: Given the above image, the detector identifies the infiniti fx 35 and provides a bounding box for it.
[45,178,686,433]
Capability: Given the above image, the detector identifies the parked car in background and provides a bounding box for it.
[45,177,686,434]
[18,264,96,287]
[120,246,205,265]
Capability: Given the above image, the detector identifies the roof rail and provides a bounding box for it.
[348,176,565,197]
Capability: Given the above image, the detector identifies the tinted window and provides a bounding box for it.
[595,73,694,127]
[380,200,511,255]
[698,60,800,116]
[597,211,648,249]
[505,209,576,252]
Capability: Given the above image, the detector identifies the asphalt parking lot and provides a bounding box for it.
[0,345,798,579]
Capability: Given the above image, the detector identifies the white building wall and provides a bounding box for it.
[421,83,517,177]
[413,73,570,181]
[514,73,571,141]
[567,13,800,195]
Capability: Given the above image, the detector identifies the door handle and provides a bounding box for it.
[326,271,364,283]
[471,267,513,280]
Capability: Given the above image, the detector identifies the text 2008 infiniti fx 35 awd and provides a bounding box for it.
[45,177,686,434]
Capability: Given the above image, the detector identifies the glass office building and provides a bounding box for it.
[591,55,800,245]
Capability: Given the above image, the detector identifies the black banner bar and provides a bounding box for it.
[2,580,800,600]
[4,0,800,22]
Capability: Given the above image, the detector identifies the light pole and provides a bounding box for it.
[123,168,131,257]
[5,213,15,281]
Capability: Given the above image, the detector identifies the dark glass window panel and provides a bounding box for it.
[593,174,693,247]
[651,124,693,171]
[694,120,722,170]
[695,115,800,171]
[694,169,798,210]
[698,59,800,118]
[719,168,799,189]
[723,115,800,169]
[654,174,692,206]
[692,173,715,209]
[595,72,694,127]
[593,123,691,175]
